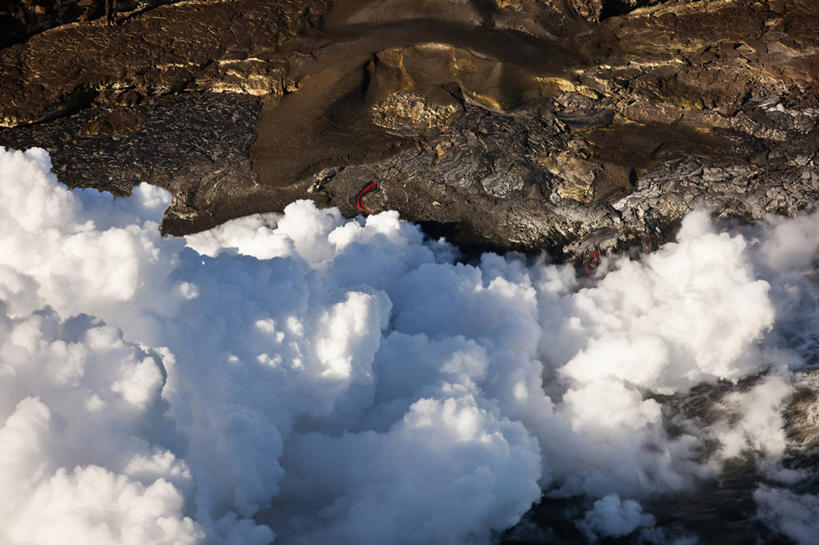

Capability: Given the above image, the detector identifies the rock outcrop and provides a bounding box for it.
[0,0,816,260]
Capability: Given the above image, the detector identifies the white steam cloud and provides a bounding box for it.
[0,146,817,544]
[754,486,819,545]
[576,493,655,541]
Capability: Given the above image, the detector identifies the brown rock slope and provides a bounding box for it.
[0,0,816,258]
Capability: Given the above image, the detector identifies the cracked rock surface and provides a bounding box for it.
[0,0,816,260]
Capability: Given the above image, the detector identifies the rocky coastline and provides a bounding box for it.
[1,0,816,260]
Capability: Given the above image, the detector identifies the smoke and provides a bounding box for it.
[575,494,655,541]
[0,146,817,544]
[754,486,819,545]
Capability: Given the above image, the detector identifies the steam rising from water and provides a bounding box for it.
[0,147,817,544]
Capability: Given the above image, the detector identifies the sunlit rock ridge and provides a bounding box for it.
[0,0,816,256]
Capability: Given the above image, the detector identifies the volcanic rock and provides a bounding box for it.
[0,0,816,260]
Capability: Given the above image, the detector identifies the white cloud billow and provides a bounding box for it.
[0,146,817,544]
[576,493,655,541]
[754,486,819,545]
